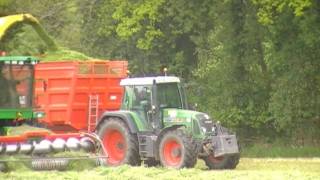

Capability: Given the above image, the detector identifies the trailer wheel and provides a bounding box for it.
[159,129,197,169]
[204,153,240,169]
[98,118,140,166]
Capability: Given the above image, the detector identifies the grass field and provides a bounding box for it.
[2,126,320,179]
[1,158,320,180]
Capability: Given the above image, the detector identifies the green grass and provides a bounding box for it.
[2,126,320,179]
[41,48,91,61]
[241,144,320,158]
[1,158,320,180]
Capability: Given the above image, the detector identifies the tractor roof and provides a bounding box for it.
[120,76,180,86]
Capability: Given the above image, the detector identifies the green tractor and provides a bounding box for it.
[97,76,240,169]
[0,56,44,135]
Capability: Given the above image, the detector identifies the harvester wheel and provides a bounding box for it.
[98,118,140,166]
[204,153,240,169]
[159,129,197,169]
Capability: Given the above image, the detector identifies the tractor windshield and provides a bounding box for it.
[0,63,33,109]
[157,83,186,109]
[121,82,188,121]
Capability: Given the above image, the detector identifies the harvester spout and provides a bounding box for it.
[0,14,58,51]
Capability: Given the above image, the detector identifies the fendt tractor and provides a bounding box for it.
[96,76,240,169]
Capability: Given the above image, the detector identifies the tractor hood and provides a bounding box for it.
[162,108,210,122]
[162,108,216,136]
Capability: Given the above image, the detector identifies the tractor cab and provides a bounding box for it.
[0,56,42,134]
[120,76,188,128]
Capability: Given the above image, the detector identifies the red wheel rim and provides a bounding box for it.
[208,155,224,163]
[162,138,182,167]
[102,129,126,165]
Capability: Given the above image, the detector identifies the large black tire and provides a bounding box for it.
[97,118,141,166]
[204,153,240,169]
[159,129,197,169]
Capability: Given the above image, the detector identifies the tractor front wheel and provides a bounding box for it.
[97,118,140,166]
[159,129,197,169]
[204,153,240,169]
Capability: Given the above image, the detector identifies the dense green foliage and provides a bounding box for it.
[1,0,319,144]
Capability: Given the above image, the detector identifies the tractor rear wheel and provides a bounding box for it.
[204,153,240,169]
[98,118,140,166]
[159,129,197,169]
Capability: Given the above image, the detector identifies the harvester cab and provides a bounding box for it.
[0,56,44,135]
[97,76,240,169]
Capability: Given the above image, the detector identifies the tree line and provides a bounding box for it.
[1,0,319,145]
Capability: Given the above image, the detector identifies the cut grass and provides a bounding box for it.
[1,158,320,180]
[2,126,320,179]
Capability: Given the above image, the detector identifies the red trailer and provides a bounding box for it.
[34,60,128,133]
[1,58,127,171]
